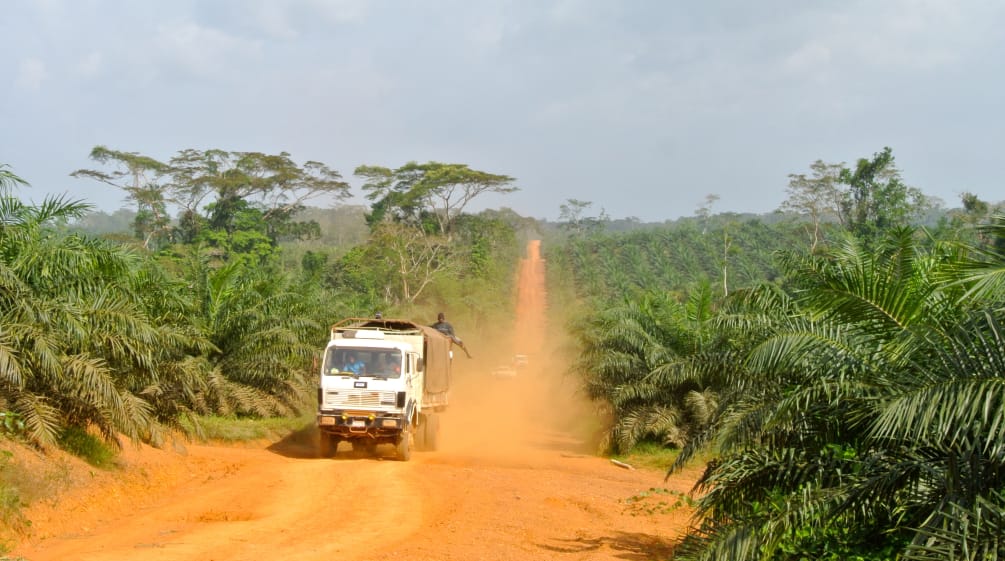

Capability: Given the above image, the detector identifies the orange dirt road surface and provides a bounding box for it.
[13,240,699,561]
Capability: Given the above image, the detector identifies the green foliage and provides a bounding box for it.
[557,164,1005,560]
[56,427,119,469]
[558,198,609,235]
[0,415,24,437]
[0,166,29,193]
[356,161,516,238]
[182,413,314,442]
[837,147,930,244]
[0,189,178,447]
[0,162,335,449]
[73,146,350,252]
[570,284,746,453]
[664,231,1005,560]
[551,218,804,303]
[612,441,684,471]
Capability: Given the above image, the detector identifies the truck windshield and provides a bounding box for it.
[324,348,403,379]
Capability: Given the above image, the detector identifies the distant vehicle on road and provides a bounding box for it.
[513,354,529,368]
[492,365,518,379]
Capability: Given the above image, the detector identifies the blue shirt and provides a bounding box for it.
[343,359,365,374]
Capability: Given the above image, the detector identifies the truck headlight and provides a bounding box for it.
[381,419,398,428]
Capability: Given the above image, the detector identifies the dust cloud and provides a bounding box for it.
[438,240,598,460]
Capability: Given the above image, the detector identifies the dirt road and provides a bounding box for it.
[14,241,697,561]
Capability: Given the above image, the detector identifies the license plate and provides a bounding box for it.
[351,420,365,428]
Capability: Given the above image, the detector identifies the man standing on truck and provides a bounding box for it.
[431,312,472,358]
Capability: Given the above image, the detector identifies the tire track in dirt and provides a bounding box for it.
[18,446,425,561]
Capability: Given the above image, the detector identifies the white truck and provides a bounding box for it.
[316,317,452,461]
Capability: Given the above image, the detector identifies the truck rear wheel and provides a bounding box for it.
[318,432,339,458]
[396,432,412,461]
[423,414,440,451]
[414,418,426,450]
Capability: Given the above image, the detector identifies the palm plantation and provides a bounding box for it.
[0,165,345,448]
[569,222,1005,559]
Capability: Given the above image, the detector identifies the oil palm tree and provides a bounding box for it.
[571,281,743,452]
[181,252,319,417]
[0,187,200,447]
[674,229,1005,560]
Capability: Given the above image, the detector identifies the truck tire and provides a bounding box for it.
[396,432,412,461]
[318,432,338,458]
[424,413,440,451]
[414,417,427,451]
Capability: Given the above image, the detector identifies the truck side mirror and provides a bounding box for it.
[416,357,424,371]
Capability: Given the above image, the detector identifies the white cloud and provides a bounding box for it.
[250,2,300,39]
[783,41,832,74]
[464,16,507,50]
[784,0,997,75]
[246,0,370,39]
[152,22,263,79]
[307,0,370,25]
[549,0,591,25]
[15,58,49,91]
[75,51,104,78]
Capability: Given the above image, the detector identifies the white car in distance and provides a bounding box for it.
[492,365,518,379]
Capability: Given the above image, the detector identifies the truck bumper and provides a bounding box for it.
[317,411,406,439]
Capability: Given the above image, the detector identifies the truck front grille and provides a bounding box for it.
[323,390,398,409]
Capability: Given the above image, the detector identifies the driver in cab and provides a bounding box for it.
[342,353,365,375]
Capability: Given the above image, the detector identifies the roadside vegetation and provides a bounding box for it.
[555,148,1005,560]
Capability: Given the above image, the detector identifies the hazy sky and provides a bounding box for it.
[3,0,1003,222]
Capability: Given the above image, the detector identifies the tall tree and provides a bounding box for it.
[356,161,516,239]
[71,146,173,249]
[780,160,843,252]
[696,193,720,235]
[836,147,930,243]
[370,221,453,304]
[558,198,608,236]
[74,147,351,253]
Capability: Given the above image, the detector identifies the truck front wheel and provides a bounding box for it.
[318,432,339,458]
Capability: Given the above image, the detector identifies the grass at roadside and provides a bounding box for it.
[57,427,119,469]
[182,413,315,443]
[611,441,713,472]
[610,442,681,471]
